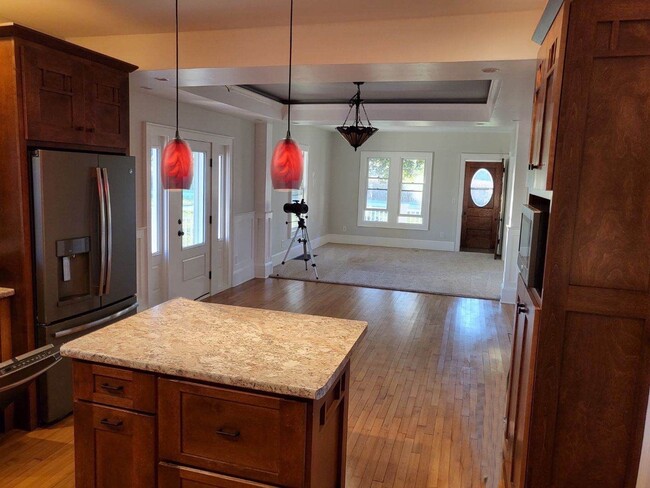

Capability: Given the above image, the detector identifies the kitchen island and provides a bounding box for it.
[61,298,367,488]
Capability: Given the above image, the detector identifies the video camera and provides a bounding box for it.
[283,199,309,217]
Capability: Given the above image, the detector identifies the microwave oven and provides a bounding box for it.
[517,204,549,290]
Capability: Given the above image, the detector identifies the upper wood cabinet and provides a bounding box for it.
[21,43,130,150]
[528,4,568,191]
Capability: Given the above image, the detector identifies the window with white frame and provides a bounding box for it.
[289,149,309,233]
[358,151,433,230]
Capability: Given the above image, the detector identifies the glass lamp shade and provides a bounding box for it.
[336,125,379,151]
[271,137,304,191]
[162,137,194,190]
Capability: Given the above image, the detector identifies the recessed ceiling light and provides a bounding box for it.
[481,67,500,73]
[155,77,169,82]
[476,122,488,126]
[140,86,153,90]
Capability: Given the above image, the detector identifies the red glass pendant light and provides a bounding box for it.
[271,0,304,191]
[162,0,193,190]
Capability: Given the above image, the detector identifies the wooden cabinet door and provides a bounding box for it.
[21,43,87,145]
[83,62,129,150]
[528,4,567,190]
[503,277,540,488]
[74,401,155,488]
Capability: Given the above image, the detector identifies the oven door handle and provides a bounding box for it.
[0,356,62,394]
[53,302,138,339]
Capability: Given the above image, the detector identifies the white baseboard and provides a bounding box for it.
[233,263,255,287]
[272,234,331,267]
[500,283,517,304]
[327,234,455,252]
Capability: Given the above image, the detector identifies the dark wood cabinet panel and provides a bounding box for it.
[21,43,87,145]
[518,2,650,488]
[503,277,539,488]
[159,463,274,487]
[74,401,155,488]
[84,62,130,149]
[159,378,307,487]
[527,3,568,190]
[73,361,156,413]
[20,42,130,150]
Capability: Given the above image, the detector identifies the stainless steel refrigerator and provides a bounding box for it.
[31,149,138,424]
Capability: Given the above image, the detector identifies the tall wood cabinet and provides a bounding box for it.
[0,24,136,429]
[504,1,650,486]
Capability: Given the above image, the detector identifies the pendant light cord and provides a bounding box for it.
[286,0,294,139]
[175,0,180,139]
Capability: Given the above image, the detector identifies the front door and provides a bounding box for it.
[460,161,504,252]
[167,140,212,300]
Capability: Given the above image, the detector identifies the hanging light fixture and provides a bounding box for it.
[336,82,378,151]
[161,0,193,190]
[270,0,304,191]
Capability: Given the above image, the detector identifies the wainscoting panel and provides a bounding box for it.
[233,212,255,286]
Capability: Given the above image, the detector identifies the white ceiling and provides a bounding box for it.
[0,0,545,37]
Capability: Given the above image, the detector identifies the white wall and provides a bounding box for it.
[328,130,512,248]
[270,123,332,258]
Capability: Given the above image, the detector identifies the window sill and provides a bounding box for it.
[357,221,430,231]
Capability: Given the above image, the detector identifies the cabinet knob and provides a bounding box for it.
[75,126,84,131]
[517,303,529,314]
[86,127,96,133]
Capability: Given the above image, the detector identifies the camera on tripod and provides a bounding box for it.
[283,199,309,217]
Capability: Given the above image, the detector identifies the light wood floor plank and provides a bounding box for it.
[0,278,512,487]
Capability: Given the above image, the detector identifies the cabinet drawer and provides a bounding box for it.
[159,379,306,487]
[159,462,275,487]
[73,361,156,413]
[74,401,155,488]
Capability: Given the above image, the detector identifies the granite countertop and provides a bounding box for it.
[60,298,368,400]
[0,288,15,299]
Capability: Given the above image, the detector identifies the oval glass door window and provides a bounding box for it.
[470,169,494,207]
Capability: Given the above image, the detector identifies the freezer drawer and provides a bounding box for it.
[37,297,138,424]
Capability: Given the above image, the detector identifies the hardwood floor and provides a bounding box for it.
[0,279,513,487]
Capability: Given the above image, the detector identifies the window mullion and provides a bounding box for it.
[388,156,400,225]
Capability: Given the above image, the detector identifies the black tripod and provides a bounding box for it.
[279,215,319,279]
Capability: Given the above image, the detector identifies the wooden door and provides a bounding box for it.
[74,401,155,487]
[21,43,87,145]
[503,276,540,488]
[460,161,504,252]
[84,62,130,150]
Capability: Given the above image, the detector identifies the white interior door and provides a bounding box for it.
[167,140,212,300]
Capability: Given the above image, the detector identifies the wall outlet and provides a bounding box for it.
[342,225,347,232]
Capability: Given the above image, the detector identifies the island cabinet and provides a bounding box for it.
[63,299,367,488]
[72,360,350,488]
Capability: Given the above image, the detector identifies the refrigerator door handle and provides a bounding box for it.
[52,302,139,339]
[96,168,107,296]
[102,168,113,295]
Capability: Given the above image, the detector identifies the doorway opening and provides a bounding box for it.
[145,123,232,308]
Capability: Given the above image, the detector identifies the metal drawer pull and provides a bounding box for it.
[100,383,124,393]
[100,418,123,428]
[216,428,240,439]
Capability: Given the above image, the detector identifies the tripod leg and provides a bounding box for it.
[303,227,319,280]
[280,226,301,268]
[302,228,309,271]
